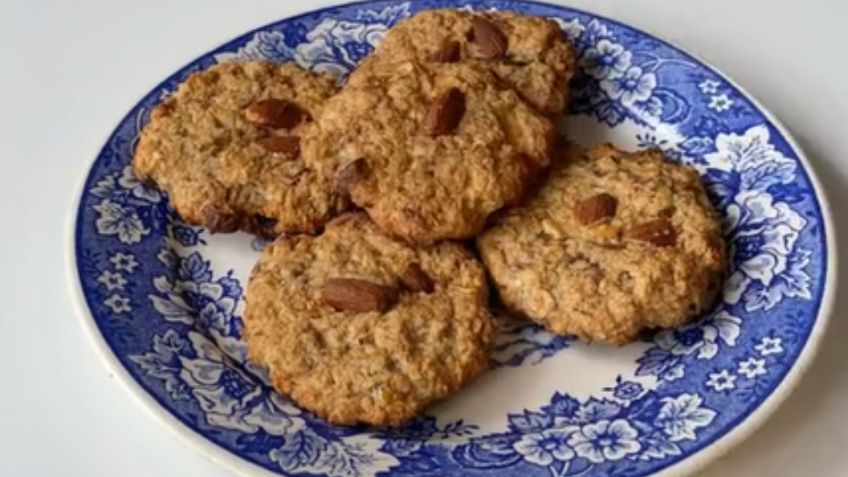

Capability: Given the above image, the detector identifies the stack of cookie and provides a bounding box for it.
[133,9,726,426]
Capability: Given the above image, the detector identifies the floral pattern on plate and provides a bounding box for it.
[73,1,830,476]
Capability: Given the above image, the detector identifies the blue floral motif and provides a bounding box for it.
[92,199,149,244]
[566,16,694,128]
[705,369,736,393]
[73,2,829,476]
[654,394,716,442]
[611,380,645,401]
[724,191,808,311]
[90,165,166,244]
[569,419,641,463]
[583,39,632,80]
[104,294,132,314]
[148,252,241,336]
[601,66,657,106]
[97,270,127,291]
[454,389,716,474]
[514,428,576,465]
[492,313,571,367]
[217,3,409,78]
[132,329,398,476]
[109,252,138,273]
[637,309,742,381]
[171,224,204,247]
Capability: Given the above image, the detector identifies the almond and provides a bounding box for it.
[336,158,369,192]
[322,278,398,313]
[470,17,508,59]
[625,218,677,247]
[244,99,305,129]
[258,135,300,158]
[575,193,618,226]
[430,40,461,63]
[399,262,435,293]
[424,87,466,137]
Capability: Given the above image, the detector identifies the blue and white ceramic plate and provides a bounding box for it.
[70,1,835,476]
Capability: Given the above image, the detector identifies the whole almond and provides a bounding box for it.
[575,193,618,226]
[470,17,508,59]
[399,262,435,293]
[430,41,461,63]
[258,135,300,158]
[425,88,466,137]
[244,99,305,129]
[336,158,369,192]
[322,278,398,313]
[625,218,677,247]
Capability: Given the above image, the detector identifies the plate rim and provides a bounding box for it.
[66,1,838,476]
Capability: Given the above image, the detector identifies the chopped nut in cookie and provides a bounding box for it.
[322,278,399,313]
[470,17,508,59]
[575,193,618,226]
[424,87,466,137]
[625,218,678,247]
[257,135,300,158]
[244,98,305,129]
[400,262,435,293]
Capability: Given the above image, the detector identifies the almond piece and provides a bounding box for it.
[244,99,304,129]
[625,218,677,247]
[424,88,466,137]
[336,158,369,192]
[399,262,435,293]
[322,278,398,313]
[575,193,618,226]
[258,135,300,158]
[430,41,461,63]
[470,17,508,59]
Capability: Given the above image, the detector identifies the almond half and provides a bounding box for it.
[424,87,466,137]
[470,17,508,59]
[575,193,618,226]
[245,99,305,129]
[258,135,300,158]
[399,262,435,293]
[625,218,677,247]
[322,278,398,313]
[430,40,461,63]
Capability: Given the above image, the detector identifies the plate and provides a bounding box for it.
[69,1,835,476]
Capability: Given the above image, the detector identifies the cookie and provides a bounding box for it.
[477,144,727,345]
[354,9,578,115]
[302,60,554,243]
[133,61,349,236]
[244,212,495,425]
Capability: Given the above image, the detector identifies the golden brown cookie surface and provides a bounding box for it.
[477,144,727,345]
[302,60,554,243]
[244,213,495,425]
[133,61,348,236]
[356,9,578,115]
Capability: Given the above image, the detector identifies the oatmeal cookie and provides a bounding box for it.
[244,212,495,425]
[355,8,578,115]
[133,61,348,236]
[302,60,554,243]
[477,144,727,345]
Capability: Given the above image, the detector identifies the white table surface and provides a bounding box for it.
[1,0,845,475]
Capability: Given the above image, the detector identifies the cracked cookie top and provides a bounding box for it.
[133,61,349,236]
[477,144,727,345]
